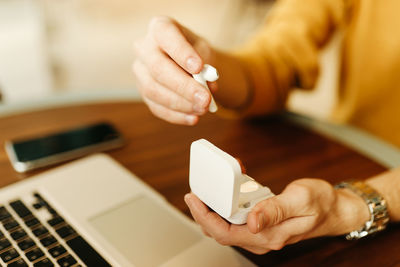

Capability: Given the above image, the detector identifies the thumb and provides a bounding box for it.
[180,24,213,62]
[247,195,295,234]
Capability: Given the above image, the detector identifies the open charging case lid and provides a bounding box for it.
[189,139,249,219]
[189,139,274,224]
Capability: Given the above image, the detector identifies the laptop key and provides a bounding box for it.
[9,200,32,219]
[47,216,64,227]
[8,258,28,267]
[0,206,12,221]
[33,193,48,204]
[32,226,49,237]
[47,208,57,215]
[66,236,111,266]
[3,219,19,231]
[48,244,67,258]
[25,218,40,228]
[32,199,48,210]
[33,194,57,215]
[0,248,19,262]
[0,238,11,250]
[57,254,77,267]
[10,229,27,241]
[33,257,54,267]
[17,238,36,251]
[56,225,75,239]
[40,235,57,247]
[25,247,44,262]
[32,202,43,210]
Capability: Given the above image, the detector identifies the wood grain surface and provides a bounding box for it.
[0,102,397,266]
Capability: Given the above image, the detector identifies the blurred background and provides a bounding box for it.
[0,0,339,119]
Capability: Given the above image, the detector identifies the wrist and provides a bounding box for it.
[213,51,251,110]
[328,187,370,236]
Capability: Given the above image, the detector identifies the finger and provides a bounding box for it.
[248,180,323,234]
[249,218,309,249]
[241,245,271,255]
[268,214,320,241]
[247,195,298,234]
[149,16,203,74]
[179,24,214,63]
[137,47,210,110]
[200,227,211,237]
[184,193,229,235]
[143,97,198,125]
[285,234,304,245]
[184,193,262,247]
[132,61,205,114]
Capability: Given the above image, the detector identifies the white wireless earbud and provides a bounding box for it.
[192,64,219,113]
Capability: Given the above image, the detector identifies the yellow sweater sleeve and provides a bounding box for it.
[234,0,349,116]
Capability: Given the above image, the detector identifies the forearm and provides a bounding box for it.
[211,49,291,116]
[219,0,348,116]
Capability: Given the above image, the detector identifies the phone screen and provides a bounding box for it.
[12,122,122,162]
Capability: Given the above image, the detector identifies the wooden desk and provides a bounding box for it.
[0,102,397,266]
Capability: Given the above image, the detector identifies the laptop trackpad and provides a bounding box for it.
[89,196,202,267]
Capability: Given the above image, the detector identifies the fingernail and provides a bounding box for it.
[185,115,197,125]
[257,212,265,232]
[193,103,205,114]
[186,57,200,73]
[194,91,208,106]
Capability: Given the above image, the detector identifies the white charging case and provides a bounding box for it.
[189,139,274,224]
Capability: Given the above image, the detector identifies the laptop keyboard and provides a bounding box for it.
[0,193,111,267]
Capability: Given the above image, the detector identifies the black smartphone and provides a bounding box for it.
[5,122,124,173]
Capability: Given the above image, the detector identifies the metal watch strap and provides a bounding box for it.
[334,181,389,240]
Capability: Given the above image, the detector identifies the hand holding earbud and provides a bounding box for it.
[132,16,218,125]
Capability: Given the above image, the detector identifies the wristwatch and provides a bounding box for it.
[334,181,389,240]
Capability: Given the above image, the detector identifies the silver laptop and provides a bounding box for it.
[0,154,254,266]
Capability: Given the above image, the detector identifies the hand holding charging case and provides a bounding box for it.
[189,139,275,224]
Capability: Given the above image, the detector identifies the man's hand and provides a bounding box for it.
[185,178,369,254]
[132,16,217,125]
